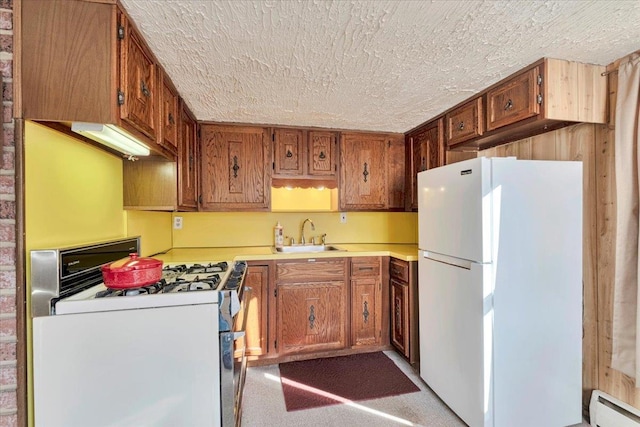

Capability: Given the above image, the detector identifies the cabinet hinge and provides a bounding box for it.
[117,90,125,106]
[274,288,278,297]
[388,140,391,148]
[272,133,275,142]
[117,24,125,40]
[274,340,277,349]
[198,195,203,204]
[537,94,543,105]
[197,127,201,140]
[272,162,275,170]
[537,74,543,85]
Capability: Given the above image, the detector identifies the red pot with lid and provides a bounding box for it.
[101,253,163,289]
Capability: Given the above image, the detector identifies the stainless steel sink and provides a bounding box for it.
[272,244,345,254]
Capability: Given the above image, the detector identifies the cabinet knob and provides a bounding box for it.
[140,80,151,98]
[286,150,293,158]
[168,112,175,125]
[319,151,326,159]
[458,121,465,131]
[504,99,514,110]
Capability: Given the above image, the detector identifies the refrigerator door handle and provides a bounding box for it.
[422,251,473,270]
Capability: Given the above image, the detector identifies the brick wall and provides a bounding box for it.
[0,0,16,425]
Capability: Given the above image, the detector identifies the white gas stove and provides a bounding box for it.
[54,261,242,315]
[30,238,248,427]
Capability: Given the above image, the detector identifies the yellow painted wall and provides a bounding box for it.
[126,210,172,255]
[271,187,338,211]
[25,120,128,426]
[172,211,418,248]
[25,121,126,249]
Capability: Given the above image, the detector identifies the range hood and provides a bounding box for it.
[71,122,151,156]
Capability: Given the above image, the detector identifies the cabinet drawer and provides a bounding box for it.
[350,257,381,277]
[276,259,346,282]
[446,97,483,147]
[390,258,409,282]
[486,66,541,131]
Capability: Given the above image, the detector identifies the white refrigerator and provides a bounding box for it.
[417,157,582,427]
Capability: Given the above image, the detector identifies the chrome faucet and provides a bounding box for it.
[300,218,315,245]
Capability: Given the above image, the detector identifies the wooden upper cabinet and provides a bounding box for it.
[21,0,173,159]
[487,67,541,131]
[407,118,444,211]
[159,71,180,156]
[438,58,606,151]
[199,124,271,211]
[446,97,483,148]
[387,135,406,210]
[273,128,305,175]
[308,131,337,177]
[119,13,157,140]
[272,128,338,187]
[178,103,198,211]
[340,133,388,210]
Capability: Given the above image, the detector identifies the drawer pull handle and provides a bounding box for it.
[458,121,465,130]
[363,162,369,183]
[168,112,175,125]
[504,99,513,110]
[358,266,374,271]
[395,298,401,329]
[363,301,369,323]
[308,305,316,329]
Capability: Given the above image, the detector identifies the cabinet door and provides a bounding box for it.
[239,264,269,357]
[273,128,305,176]
[486,67,541,131]
[409,119,444,210]
[277,282,346,354]
[178,104,198,210]
[308,131,337,177]
[390,278,409,358]
[387,136,406,210]
[351,277,382,347]
[199,125,271,211]
[446,97,483,147]
[340,133,388,210]
[159,72,179,156]
[119,16,157,140]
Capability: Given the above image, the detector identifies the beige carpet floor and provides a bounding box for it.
[241,350,590,427]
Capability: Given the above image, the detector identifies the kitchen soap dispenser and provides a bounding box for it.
[274,222,284,248]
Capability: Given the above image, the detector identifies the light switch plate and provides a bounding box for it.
[173,216,183,229]
[340,212,347,223]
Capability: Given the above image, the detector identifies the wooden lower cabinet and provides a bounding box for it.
[241,263,270,358]
[390,278,409,355]
[277,281,347,354]
[389,258,419,367]
[350,257,383,347]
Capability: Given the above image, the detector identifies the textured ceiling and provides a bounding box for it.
[119,0,640,133]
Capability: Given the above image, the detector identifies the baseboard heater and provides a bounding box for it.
[590,390,640,427]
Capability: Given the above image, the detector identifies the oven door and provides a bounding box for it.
[220,286,251,427]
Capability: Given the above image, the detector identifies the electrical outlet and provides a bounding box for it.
[340,212,347,223]
[173,216,183,230]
